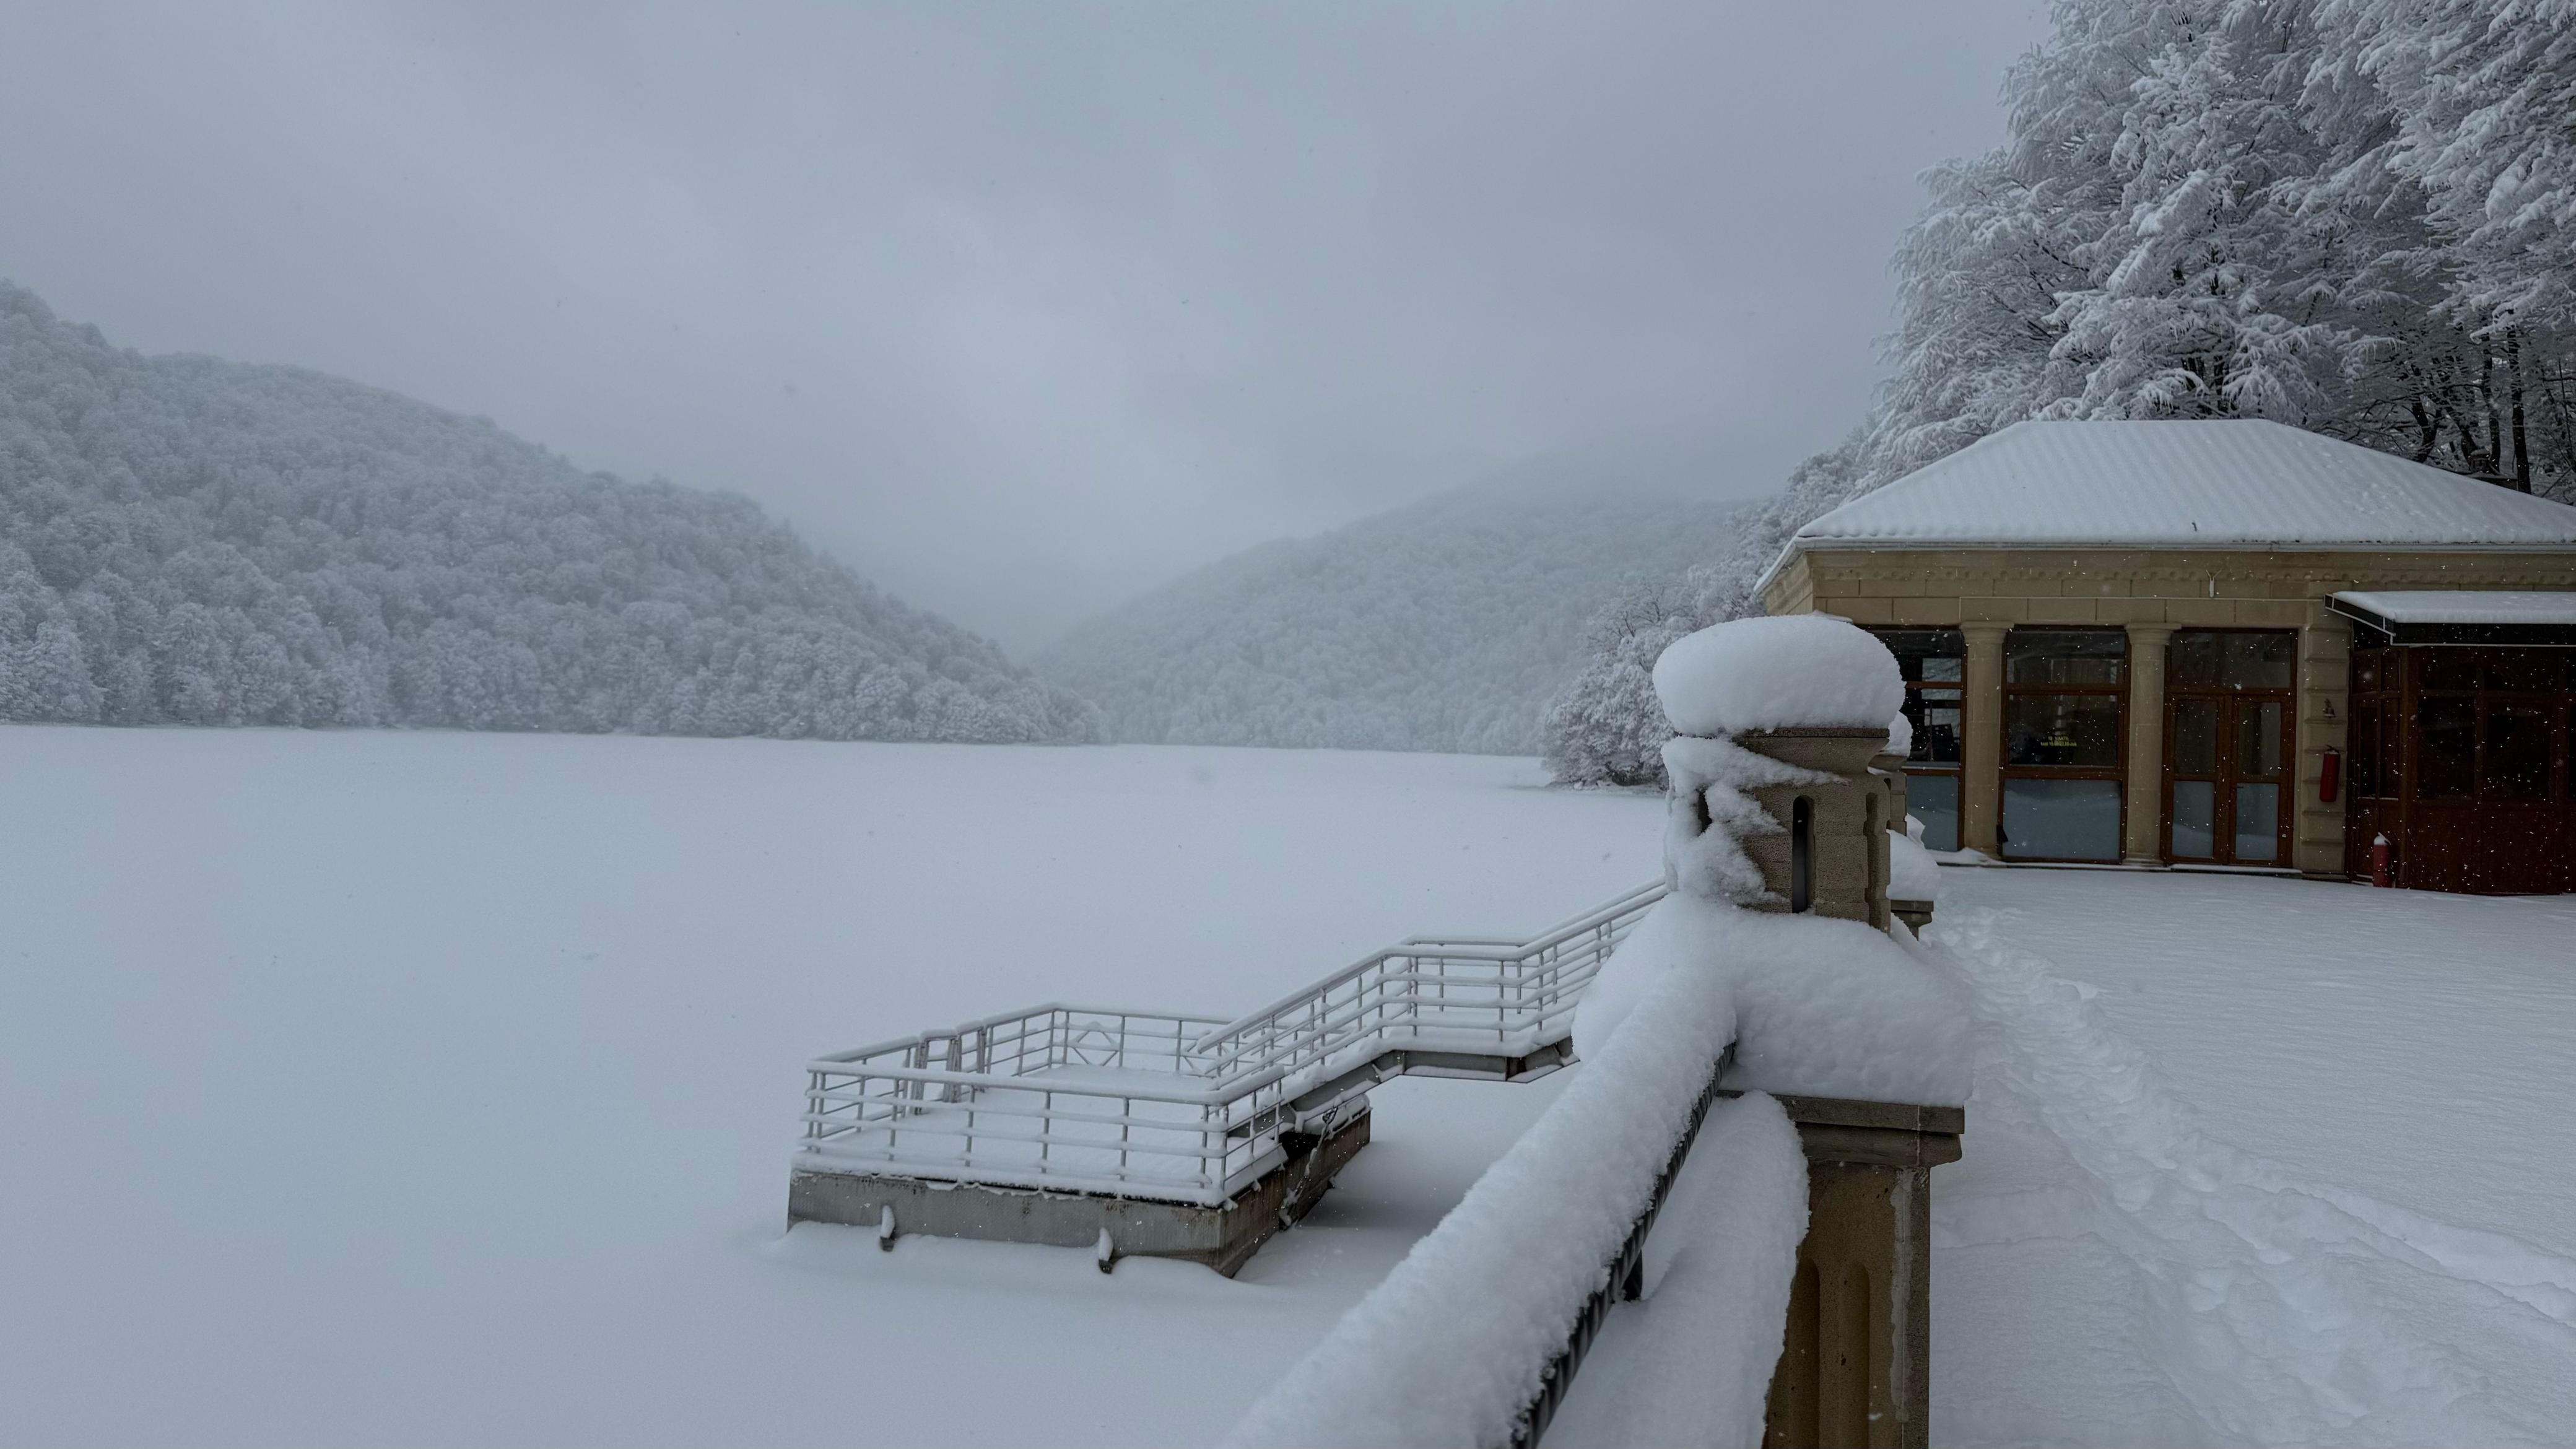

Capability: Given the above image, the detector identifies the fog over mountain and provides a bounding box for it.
[1034,467,1752,755]
[0,284,1094,743]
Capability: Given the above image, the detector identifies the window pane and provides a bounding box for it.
[2234,783,2281,861]
[1905,772,1959,853]
[2172,698,2219,775]
[2007,630,2126,686]
[2171,780,2216,858]
[2235,700,2282,778]
[1874,629,1965,684]
[2006,694,2123,767]
[2423,650,2477,690]
[2349,702,2380,798]
[2002,778,2122,861]
[2225,633,2296,689]
[2417,696,2475,798]
[2173,630,2294,689]
[2482,650,2557,692]
[1904,689,1962,764]
[2485,705,2551,800]
[2170,632,2224,688]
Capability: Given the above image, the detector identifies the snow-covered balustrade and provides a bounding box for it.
[1224,959,1784,1449]
[794,882,1667,1221]
[1228,616,1967,1447]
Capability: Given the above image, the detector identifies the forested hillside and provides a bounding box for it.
[0,284,1094,742]
[1035,477,1751,754]
[1548,0,2576,785]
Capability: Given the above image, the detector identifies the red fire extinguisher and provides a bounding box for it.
[2372,832,2392,889]
[2320,747,2341,803]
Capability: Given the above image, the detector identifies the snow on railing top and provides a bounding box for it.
[1222,949,1778,1449]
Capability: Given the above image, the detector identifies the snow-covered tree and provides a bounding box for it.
[0,282,1096,744]
[1544,0,2575,783]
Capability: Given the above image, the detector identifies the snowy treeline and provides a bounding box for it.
[1035,477,1752,755]
[0,284,1095,742]
[1549,0,2576,785]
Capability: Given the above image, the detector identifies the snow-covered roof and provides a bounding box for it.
[2330,591,2576,627]
[1774,422,2576,572]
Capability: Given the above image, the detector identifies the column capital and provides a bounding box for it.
[2124,621,2178,641]
[1958,620,2014,641]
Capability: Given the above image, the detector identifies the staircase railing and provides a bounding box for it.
[1187,881,1668,1087]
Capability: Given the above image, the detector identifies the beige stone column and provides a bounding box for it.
[1958,624,2009,856]
[1759,1099,1961,1449]
[2295,608,2353,877]
[2123,623,2175,864]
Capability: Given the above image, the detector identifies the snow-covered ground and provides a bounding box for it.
[1931,868,2576,1447]
[5,728,2572,1445]
[0,729,1648,1447]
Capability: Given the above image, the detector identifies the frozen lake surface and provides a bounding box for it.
[4,728,2571,1445]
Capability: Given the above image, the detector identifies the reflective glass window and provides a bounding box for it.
[2172,698,2219,775]
[2417,696,2476,798]
[2482,651,2557,693]
[2485,705,2552,800]
[2170,631,2294,689]
[2236,700,2284,778]
[2234,784,2281,861]
[1902,689,1962,765]
[2002,778,2122,861]
[2170,780,2216,858]
[2004,694,2123,768]
[2006,630,2126,686]
[2423,650,2478,690]
[1878,629,1966,684]
[1908,775,1960,853]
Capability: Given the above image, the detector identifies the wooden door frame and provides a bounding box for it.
[2159,629,2297,866]
[1996,630,2129,863]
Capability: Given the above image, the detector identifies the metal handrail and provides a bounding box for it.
[795,883,1669,1208]
[1193,881,1666,1056]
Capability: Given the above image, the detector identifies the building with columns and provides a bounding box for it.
[1758,420,2576,894]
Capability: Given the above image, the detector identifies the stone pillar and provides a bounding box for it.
[1730,728,1898,934]
[2295,609,2353,878]
[2123,623,2175,864]
[1758,1096,1962,1449]
[1957,623,2009,856]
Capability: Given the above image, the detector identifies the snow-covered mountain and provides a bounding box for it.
[1034,471,1751,755]
[0,282,1094,742]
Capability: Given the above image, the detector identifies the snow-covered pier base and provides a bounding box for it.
[790,1108,1372,1276]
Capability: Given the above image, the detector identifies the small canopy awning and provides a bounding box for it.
[2330,590,2576,646]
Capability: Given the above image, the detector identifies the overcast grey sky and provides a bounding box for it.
[1,2,2046,651]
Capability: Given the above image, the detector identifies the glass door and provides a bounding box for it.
[2165,631,2294,864]
[1874,629,1965,851]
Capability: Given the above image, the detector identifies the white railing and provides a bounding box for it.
[1190,881,1669,1088]
[800,1005,1285,1205]
[796,882,1669,1207]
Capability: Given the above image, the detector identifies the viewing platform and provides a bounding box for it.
[791,882,1667,1273]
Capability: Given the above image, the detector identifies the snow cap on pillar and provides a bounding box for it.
[1653,614,1904,736]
